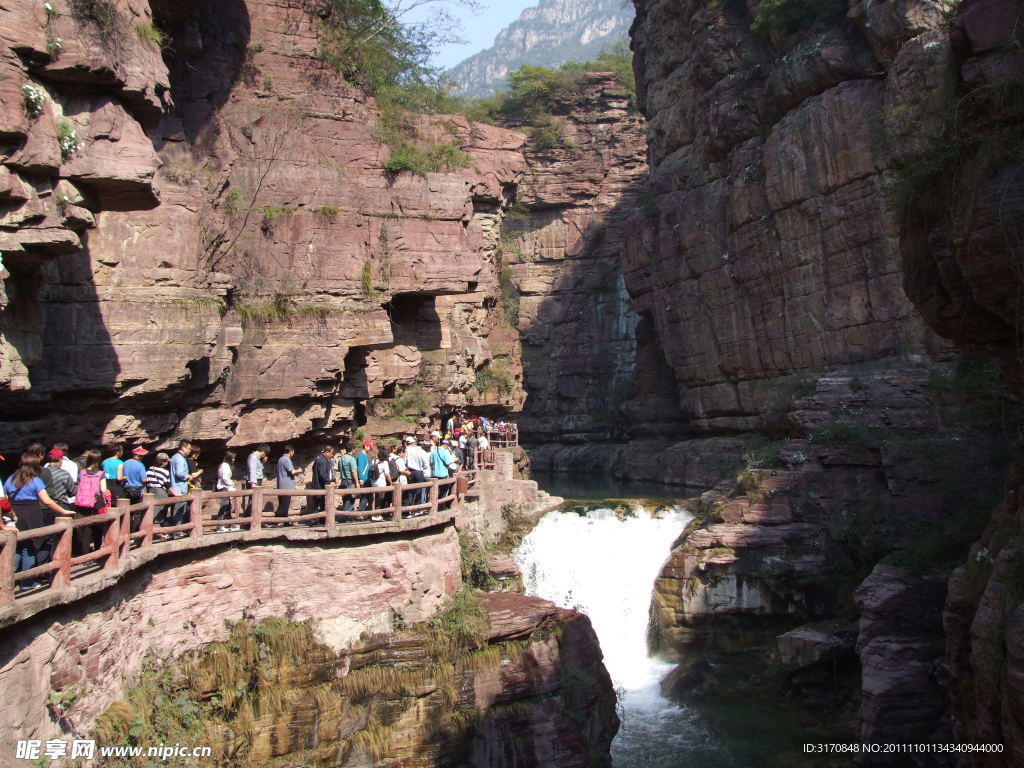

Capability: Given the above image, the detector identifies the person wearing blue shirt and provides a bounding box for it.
[167,440,191,533]
[5,456,67,585]
[243,444,269,517]
[357,441,373,511]
[101,444,125,503]
[122,448,148,502]
[122,447,148,533]
[429,433,459,511]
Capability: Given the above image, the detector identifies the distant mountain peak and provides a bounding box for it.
[447,0,634,97]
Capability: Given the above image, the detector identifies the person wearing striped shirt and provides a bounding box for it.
[144,453,172,499]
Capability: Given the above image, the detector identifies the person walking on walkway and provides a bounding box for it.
[102,444,125,503]
[52,443,79,504]
[145,453,172,502]
[214,450,238,531]
[123,448,147,505]
[429,432,458,511]
[309,445,335,514]
[337,443,359,512]
[404,435,430,509]
[275,445,301,521]
[244,444,268,516]
[369,447,391,520]
[356,440,374,512]
[7,452,68,586]
[168,440,191,535]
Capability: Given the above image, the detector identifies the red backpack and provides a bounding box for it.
[75,470,108,513]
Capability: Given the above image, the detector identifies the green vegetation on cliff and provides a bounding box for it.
[92,601,600,767]
[750,0,848,39]
[317,0,475,174]
[461,42,637,149]
[316,2,636,162]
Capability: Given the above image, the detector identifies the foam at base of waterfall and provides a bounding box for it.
[515,505,749,765]
[515,506,689,691]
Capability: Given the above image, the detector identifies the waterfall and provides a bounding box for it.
[515,504,734,766]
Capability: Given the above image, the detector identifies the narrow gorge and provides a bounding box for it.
[1,0,1024,765]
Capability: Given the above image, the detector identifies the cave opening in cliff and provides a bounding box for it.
[383,293,442,350]
[341,347,369,401]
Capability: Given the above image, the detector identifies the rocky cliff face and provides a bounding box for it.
[446,0,633,97]
[0,0,529,453]
[629,0,955,439]
[98,594,618,768]
[500,73,649,446]
[631,0,1024,755]
[904,0,1024,759]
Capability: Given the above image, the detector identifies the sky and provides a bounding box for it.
[402,0,542,71]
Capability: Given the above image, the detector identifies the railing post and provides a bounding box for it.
[0,530,15,605]
[116,498,131,557]
[103,510,121,571]
[141,493,155,548]
[190,491,204,539]
[429,480,439,516]
[392,482,403,522]
[455,472,469,506]
[51,522,72,589]
[251,486,264,531]
[325,486,336,533]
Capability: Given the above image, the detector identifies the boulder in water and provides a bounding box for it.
[659,657,721,699]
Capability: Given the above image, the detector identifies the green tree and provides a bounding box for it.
[319,0,480,94]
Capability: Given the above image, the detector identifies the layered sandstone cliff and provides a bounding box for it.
[631,0,1024,757]
[0,0,527,453]
[629,0,955,437]
[502,73,649,446]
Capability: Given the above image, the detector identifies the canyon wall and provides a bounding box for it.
[0,0,528,456]
[504,73,649,446]
[909,0,1024,761]
[631,0,1024,757]
[629,0,954,438]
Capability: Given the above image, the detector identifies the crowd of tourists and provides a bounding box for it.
[0,412,517,592]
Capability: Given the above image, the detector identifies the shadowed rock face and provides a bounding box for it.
[901,0,1024,758]
[0,0,529,453]
[503,73,649,446]
[629,0,955,437]
[630,0,1024,757]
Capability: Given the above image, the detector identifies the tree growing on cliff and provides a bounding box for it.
[317,0,481,93]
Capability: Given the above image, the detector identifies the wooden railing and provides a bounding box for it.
[475,448,496,471]
[487,429,519,449]
[0,471,478,609]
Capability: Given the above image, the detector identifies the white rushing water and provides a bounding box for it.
[514,505,732,766]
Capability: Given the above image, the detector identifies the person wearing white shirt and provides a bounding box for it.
[214,450,239,531]
[404,436,431,508]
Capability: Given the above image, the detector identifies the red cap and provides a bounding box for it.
[132,447,148,456]
[363,440,375,449]
[48,449,64,460]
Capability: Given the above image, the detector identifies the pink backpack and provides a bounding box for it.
[75,470,107,513]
